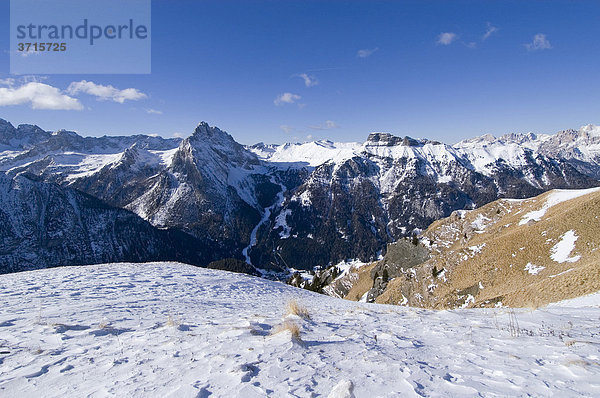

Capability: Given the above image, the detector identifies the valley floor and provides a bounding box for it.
[0,262,599,397]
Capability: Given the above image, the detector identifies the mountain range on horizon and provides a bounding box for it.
[1,117,600,274]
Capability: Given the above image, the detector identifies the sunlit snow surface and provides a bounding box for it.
[551,230,581,264]
[519,187,600,225]
[0,262,599,397]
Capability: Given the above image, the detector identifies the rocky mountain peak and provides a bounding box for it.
[0,118,16,132]
[499,132,538,144]
[51,129,79,138]
[0,119,17,145]
[580,124,600,135]
[366,132,417,147]
[184,122,259,169]
[191,122,234,143]
[0,121,51,149]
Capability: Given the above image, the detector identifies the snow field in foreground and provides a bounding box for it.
[0,262,599,397]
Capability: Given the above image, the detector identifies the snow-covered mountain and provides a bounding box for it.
[0,261,598,396]
[1,117,599,274]
[123,122,277,258]
[454,125,600,180]
[251,130,598,270]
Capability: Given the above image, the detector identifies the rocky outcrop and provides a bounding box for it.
[366,238,430,302]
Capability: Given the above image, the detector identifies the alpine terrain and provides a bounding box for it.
[1,118,600,275]
[0,262,598,396]
[325,186,600,309]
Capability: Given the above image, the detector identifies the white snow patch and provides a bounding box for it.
[149,147,179,167]
[249,140,361,167]
[327,380,355,398]
[437,175,452,183]
[469,243,486,254]
[549,268,574,278]
[471,214,489,231]
[550,230,581,263]
[459,294,475,308]
[550,291,600,307]
[359,291,369,303]
[274,209,292,239]
[519,187,600,225]
[298,190,312,207]
[332,259,370,279]
[524,263,545,275]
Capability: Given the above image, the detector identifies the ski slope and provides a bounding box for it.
[0,262,598,397]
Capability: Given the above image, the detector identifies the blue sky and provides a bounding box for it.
[1,0,600,145]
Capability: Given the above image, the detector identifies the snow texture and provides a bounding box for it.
[551,230,581,263]
[0,262,599,397]
[525,262,545,275]
[520,187,600,225]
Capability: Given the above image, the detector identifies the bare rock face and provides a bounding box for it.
[366,239,430,302]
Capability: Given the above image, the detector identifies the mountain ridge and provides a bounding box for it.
[1,117,599,274]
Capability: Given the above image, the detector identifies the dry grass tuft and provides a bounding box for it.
[98,319,111,329]
[343,263,378,301]
[166,314,181,327]
[286,299,310,319]
[271,320,302,340]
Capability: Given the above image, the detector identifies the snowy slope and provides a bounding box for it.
[0,262,599,397]
[248,140,361,167]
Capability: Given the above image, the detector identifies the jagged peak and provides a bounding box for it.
[579,124,600,137]
[189,121,243,149]
[365,132,432,147]
[192,121,229,139]
[366,132,406,146]
[0,118,16,130]
[497,132,539,144]
[456,133,497,146]
[51,129,79,138]
[174,121,259,169]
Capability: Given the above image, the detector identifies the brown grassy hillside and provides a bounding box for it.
[346,188,600,308]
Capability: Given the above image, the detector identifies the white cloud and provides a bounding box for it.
[296,73,318,87]
[437,32,458,45]
[280,125,294,134]
[0,82,83,110]
[67,80,147,103]
[172,132,184,138]
[357,47,378,58]
[146,108,163,115]
[309,120,339,130]
[525,34,552,51]
[274,92,301,106]
[482,23,498,41]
